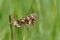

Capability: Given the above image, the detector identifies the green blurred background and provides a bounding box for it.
[0,0,58,40]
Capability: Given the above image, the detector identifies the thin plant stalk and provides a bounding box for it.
[9,14,14,40]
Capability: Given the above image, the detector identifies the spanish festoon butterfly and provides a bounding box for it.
[9,13,37,28]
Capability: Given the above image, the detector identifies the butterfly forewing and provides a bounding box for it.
[19,13,37,25]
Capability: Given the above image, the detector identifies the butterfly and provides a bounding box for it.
[9,13,37,29]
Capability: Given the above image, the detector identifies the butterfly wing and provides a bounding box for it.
[9,14,21,28]
[19,13,37,25]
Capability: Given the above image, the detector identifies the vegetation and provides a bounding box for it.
[0,0,58,40]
